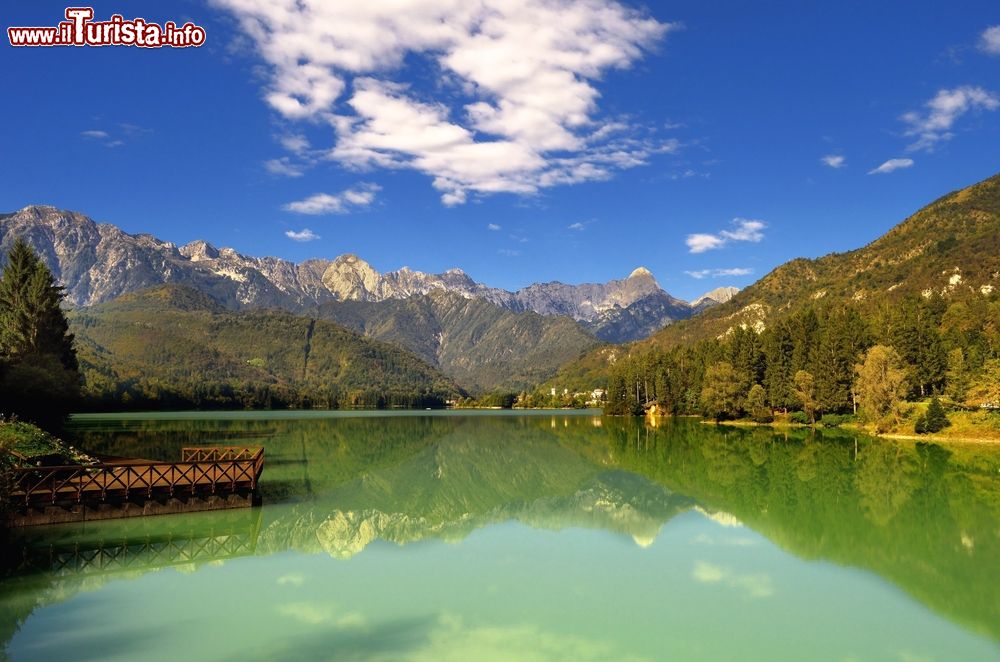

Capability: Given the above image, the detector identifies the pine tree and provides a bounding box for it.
[923,397,950,433]
[763,321,795,411]
[747,383,772,423]
[701,361,742,421]
[0,239,80,427]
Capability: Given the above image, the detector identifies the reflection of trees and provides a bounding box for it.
[855,442,918,526]
[4,413,999,647]
[594,417,1000,642]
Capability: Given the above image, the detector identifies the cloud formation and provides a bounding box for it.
[567,222,585,231]
[901,86,999,152]
[980,25,1000,54]
[285,228,320,241]
[821,154,845,169]
[685,267,753,279]
[487,223,501,231]
[80,123,150,148]
[868,158,914,175]
[265,157,305,177]
[213,0,678,205]
[686,219,765,253]
[284,183,380,214]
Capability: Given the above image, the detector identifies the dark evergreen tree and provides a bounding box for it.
[923,397,950,433]
[763,320,795,411]
[0,239,80,428]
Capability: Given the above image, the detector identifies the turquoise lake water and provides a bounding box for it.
[1,411,998,661]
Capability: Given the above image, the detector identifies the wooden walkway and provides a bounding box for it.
[10,446,265,507]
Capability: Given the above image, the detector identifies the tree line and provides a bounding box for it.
[604,293,1000,429]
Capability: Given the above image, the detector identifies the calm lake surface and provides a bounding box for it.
[2,411,999,661]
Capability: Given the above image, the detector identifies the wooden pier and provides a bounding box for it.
[7,446,265,527]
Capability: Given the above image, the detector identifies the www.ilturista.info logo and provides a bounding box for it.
[7,7,206,48]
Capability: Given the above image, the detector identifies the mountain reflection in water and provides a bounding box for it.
[2,412,998,655]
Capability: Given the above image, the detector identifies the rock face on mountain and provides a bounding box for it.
[585,290,694,343]
[691,286,739,310]
[317,291,601,392]
[0,205,738,345]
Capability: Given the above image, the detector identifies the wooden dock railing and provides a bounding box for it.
[10,446,265,505]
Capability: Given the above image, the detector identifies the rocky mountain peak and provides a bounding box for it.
[1,204,704,341]
[692,286,740,307]
[323,253,384,301]
[180,239,220,262]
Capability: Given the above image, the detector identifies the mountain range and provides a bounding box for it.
[0,205,733,341]
[0,205,739,393]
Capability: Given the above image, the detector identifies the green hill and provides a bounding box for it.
[70,285,462,409]
[546,171,1000,399]
[647,171,1000,348]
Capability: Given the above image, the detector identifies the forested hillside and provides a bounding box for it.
[546,172,1000,427]
[70,285,461,409]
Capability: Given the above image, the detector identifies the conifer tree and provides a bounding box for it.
[0,239,80,427]
[923,397,950,433]
[763,321,795,411]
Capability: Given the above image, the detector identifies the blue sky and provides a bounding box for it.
[2,1,998,300]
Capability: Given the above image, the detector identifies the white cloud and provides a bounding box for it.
[265,157,305,177]
[80,130,109,139]
[868,158,914,175]
[212,0,679,205]
[900,86,999,151]
[980,25,1000,54]
[284,183,380,214]
[686,219,766,253]
[567,222,585,231]
[821,154,845,169]
[720,219,765,243]
[285,228,320,241]
[487,223,501,231]
[280,134,309,153]
[498,248,521,256]
[685,267,753,279]
[686,233,725,254]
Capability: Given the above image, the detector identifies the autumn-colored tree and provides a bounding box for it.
[793,370,818,424]
[854,344,908,425]
[965,359,1000,409]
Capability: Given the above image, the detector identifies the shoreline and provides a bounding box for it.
[702,418,1000,445]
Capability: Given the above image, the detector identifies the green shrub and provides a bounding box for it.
[820,414,852,428]
[789,411,810,425]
